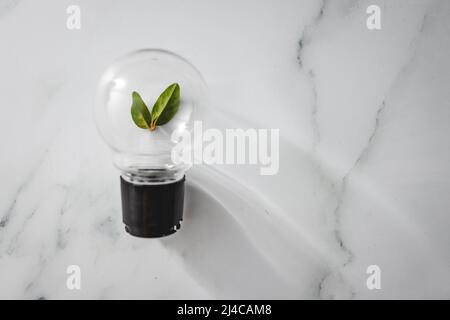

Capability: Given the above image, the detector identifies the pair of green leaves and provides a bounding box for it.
[131,83,180,131]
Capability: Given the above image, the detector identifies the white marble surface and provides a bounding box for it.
[0,0,449,299]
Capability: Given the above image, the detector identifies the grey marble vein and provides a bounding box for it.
[318,9,435,299]
[0,150,49,233]
[297,0,327,68]
[297,1,328,151]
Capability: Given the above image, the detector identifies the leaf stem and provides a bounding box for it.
[149,119,157,131]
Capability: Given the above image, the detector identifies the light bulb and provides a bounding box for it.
[94,49,207,238]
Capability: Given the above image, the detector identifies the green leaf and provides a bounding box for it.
[151,83,180,127]
[131,91,152,129]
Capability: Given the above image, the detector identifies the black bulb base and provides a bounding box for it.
[120,175,185,238]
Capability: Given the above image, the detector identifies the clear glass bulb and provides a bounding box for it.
[94,49,207,184]
[94,49,208,238]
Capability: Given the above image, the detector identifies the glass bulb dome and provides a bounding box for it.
[94,49,207,183]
